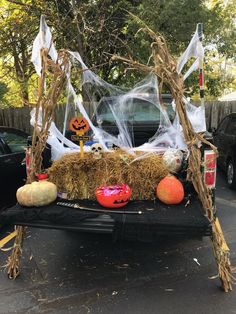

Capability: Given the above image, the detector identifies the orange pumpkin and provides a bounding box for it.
[156,175,184,205]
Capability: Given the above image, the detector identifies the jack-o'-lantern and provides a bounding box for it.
[96,184,132,208]
[156,175,184,205]
[69,116,90,133]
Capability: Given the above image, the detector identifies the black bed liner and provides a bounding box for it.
[1,195,212,238]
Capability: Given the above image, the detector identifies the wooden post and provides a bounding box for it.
[78,131,84,158]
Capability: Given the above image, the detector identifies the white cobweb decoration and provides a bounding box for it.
[30,17,207,161]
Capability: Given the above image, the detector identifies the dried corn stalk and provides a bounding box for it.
[28,48,69,183]
[112,14,235,291]
[6,226,25,279]
[7,49,69,279]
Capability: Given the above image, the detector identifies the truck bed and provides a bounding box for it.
[1,195,211,239]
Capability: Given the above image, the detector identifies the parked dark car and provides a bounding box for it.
[213,113,236,189]
[0,127,28,210]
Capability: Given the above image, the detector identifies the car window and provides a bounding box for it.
[0,130,28,153]
[129,100,161,122]
[162,101,175,121]
[225,118,236,135]
[97,97,174,124]
[99,101,161,123]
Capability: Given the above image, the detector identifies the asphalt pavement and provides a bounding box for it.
[0,170,236,314]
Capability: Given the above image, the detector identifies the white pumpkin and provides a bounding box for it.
[16,181,57,207]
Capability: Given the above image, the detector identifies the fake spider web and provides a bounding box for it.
[30,19,206,161]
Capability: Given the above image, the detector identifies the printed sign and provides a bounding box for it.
[71,135,90,142]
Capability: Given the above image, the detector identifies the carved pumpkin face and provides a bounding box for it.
[69,116,90,133]
[95,184,132,208]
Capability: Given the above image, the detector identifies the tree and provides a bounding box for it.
[0,0,235,105]
[0,0,42,105]
[207,0,236,60]
[0,81,9,108]
[126,0,236,97]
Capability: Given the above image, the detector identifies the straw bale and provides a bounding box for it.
[48,150,169,200]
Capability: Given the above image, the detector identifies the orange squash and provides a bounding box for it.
[156,175,184,205]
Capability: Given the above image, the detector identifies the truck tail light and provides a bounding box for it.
[204,150,217,188]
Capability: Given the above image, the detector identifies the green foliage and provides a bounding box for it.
[124,0,236,97]
[0,81,9,108]
[0,0,41,106]
[208,0,236,60]
[0,0,235,104]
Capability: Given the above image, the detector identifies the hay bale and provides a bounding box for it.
[48,151,169,200]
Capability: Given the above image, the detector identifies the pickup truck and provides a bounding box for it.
[1,96,213,240]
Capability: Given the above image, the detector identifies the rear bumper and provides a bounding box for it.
[1,196,212,238]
